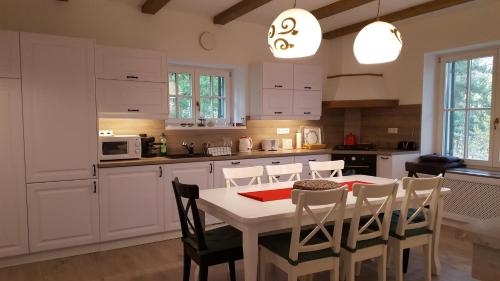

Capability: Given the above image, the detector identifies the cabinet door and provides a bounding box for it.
[0,79,28,258]
[294,154,332,180]
[262,89,293,117]
[96,79,168,118]
[262,62,293,90]
[27,180,99,252]
[95,46,167,83]
[293,90,322,118]
[376,155,393,179]
[213,159,260,188]
[99,166,165,241]
[293,64,322,91]
[255,157,294,183]
[164,162,216,230]
[21,32,97,183]
[0,30,20,78]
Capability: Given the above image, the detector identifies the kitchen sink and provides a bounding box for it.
[165,153,210,159]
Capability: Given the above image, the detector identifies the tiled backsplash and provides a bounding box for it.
[99,111,344,155]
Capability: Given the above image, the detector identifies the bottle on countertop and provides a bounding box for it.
[160,133,167,156]
[295,130,302,149]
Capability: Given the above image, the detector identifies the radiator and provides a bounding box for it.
[443,173,500,223]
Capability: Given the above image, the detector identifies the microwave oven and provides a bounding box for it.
[99,135,141,160]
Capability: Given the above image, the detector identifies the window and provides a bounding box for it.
[440,49,500,167]
[168,66,230,124]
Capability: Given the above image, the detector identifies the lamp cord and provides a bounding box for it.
[376,0,381,20]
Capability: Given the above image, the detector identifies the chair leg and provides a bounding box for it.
[423,242,432,281]
[377,252,387,281]
[355,262,362,276]
[394,243,404,281]
[229,260,236,281]
[194,265,200,281]
[183,250,191,281]
[288,272,297,281]
[331,259,340,281]
[403,248,410,273]
[345,256,355,281]
[199,265,208,281]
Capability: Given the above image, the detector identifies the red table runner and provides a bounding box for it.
[238,181,373,202]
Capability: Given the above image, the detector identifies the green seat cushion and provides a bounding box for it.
[259,231,339,266]
[340,223,387,253]
[389,208,433,240]
[182,225,243,255]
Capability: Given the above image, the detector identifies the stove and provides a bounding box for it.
[334,143,376,151]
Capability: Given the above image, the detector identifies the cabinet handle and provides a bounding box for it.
[126,75,139,79]
[309,159,316,162]
[380,157,390,160]
[159,166,163,177]
[272,161,280,164]
[304,86,312,89]
[209,163,213,174]
[494,117,499,130]
[274,112,283,115]
[128,109,140,112]
[274,84,283,88]
[231,161,241,165]
[304,112,311,115]
[93,181,97,194]
[92,164,96,177]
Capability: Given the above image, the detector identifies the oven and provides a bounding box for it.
[332,153,377,176]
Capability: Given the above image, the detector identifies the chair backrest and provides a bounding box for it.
[265,163,303,183]
[288,188,348,263]
[171,177,207,251]
[222,166,264,188]
[309,160,345,179]
[395,175,443,236]
[346,181,399,251]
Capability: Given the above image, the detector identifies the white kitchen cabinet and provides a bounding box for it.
[293,64,322,91]
[27,179,99,252]
[164,161,217,230]
[99,166,165,241]
[294,154,332,180]
[213,158,260,188]
[0,30,20,78]
[21,32,98,183]
[255,156,295,183]
[95,45,167,83]
[262,89,294,117]
[0,79,29,258]
[262,62,294,90]
[96,79,168,119]
[376,153,420,180]
[292,90,322,119]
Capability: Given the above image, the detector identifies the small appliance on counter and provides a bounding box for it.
[98,134,141,161]
[345,133,357,145]
[139,134,158,158]
[261,139,279,151]
[239,136,253,152]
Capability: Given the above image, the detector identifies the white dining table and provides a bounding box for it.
[197,175,449,281]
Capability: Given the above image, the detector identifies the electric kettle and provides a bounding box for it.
[239,136,253,153]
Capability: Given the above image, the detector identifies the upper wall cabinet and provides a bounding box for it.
[0,30,20,78]
[294,64,322,91]
[21,32,98,183]
[262,62,294,90]
[95,46,167,83]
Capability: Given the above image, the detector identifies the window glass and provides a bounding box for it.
[199,74,227,119]
[168,72,193,120]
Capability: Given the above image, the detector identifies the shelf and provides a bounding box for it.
[322,99,399,109]
[165,125,247,131]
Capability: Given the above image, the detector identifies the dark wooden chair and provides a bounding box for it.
[172,177,243,281]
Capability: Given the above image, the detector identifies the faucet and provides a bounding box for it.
[182,141,195,155]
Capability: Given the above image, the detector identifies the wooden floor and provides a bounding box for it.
[0,226,475,281]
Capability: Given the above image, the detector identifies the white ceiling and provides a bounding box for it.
[122,0,434,32]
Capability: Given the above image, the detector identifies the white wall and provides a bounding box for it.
[325,0,500,105]
[0,0,333,121]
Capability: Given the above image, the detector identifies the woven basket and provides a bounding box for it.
[293,180,341,191]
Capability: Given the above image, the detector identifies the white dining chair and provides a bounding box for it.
[309,160,345,179]
[265,163,303,183]
[339,180,398,281]
[222,166,264,188]
[389,175,443,281]
[259,187,348,281]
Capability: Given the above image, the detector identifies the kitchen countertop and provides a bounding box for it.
[98,148,334,168]
[331,149,420,156]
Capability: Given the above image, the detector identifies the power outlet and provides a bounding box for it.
[277,128,290,135]
[388,128,398,134]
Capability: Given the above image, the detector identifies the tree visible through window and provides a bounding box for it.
[443,56,494,161]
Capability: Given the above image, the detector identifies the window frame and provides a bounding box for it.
[437,48,499,167]
[168,65,231,125]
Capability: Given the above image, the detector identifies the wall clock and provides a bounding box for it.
[199,32,216,51]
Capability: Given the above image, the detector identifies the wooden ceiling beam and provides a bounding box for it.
[141,0,171,15]
[323,0,475,39]
[214,0,273,25]
[312,0,375,20]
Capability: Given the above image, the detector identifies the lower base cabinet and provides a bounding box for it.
[27,180,99,252]
[99,165,165,241]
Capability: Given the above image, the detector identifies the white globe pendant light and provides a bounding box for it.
[353,1,403,64]
[268,4,322,58]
